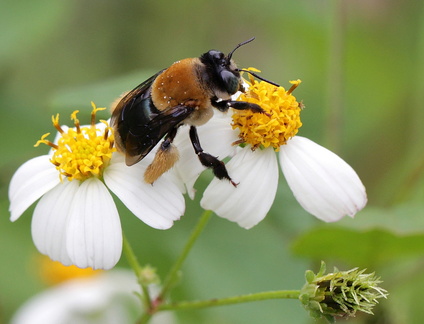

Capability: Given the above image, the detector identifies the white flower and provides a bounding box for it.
[175,78,367,229]
[8,104,184,269]
[10,269,177,324]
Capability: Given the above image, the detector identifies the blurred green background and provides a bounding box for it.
[1,0,424,323]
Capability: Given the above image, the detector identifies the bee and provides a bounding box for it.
[111,37,279,186]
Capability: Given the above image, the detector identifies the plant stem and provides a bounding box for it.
[157,290,301,311]
[160,209,213,299]
[122,233,152,310]
[137,312,152,324]
[137,210,212,324]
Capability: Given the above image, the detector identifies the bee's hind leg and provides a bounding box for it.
[144,126,180,184]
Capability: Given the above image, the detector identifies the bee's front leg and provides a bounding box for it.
[211,98,267,115]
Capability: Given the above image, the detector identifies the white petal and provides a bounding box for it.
[201,147,279,229]
[104,154,184,230]
[10,270,143,324]
[66,178,122,270]
[279,136,367,222]
[9,155,60,221]
[11,269,178,324]
[196,111,239,157]
[32,181,80,266]
[174,111,238,199]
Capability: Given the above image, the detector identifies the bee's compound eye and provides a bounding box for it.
[220,70,239,94]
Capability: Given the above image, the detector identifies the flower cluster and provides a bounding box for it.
[9,73,367,269]
[233,77,302,150]
[175,74,367,228]
[36,108,116,181]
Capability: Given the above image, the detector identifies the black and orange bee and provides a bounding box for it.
[111,37,278,186]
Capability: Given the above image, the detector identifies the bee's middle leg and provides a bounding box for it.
[189,126,237,187]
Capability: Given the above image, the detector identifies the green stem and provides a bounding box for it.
[122,233,152,310]
[160,210,213,299]
[158,290,301,311]
[137,210,213,324]
[137,312,152,324]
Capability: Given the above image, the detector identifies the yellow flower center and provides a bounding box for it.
[35,102,116,181]
[37,255,102,286]
[232,71,303,151]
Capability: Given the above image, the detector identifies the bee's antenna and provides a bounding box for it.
[226,37,256,63]
[237,69,281,87]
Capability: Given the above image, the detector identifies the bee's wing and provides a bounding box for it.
[111,70,162,162]
[112,69,195,166]
[124,104,194,166]
[114,69,166,113]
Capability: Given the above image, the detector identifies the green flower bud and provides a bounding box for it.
[299,261,387,322]
[139,265,160,286]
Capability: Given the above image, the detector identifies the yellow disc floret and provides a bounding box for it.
[35,102,116,181]
[37,255,102,286]
[232,71,303,151]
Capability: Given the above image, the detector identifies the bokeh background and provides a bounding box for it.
[1,0,423,323]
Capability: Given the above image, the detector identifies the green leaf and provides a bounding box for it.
[292,226,424,268]
[336,203,424,235]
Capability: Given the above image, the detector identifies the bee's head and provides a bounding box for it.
[200,37,256,96]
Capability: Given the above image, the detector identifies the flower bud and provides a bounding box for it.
[139,265,160,286]
[300,262,388,322]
